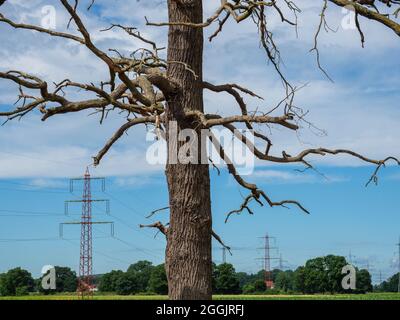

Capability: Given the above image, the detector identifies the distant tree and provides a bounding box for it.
[275,270,295,292]
[0,267,34,296]
[271,269,283,282]
[242,283,256,294]
[235,269,264,290]
[127,260,153,273]
[127,261,154,292]
[0,274,4,294]
[39,266,77,293]
[323,255,348,293]
[294,255,347,294]
[148,264,168,295]
[98,270,124,292]
[378,273,400,292]
[235,272,249,288]
[214,263,240,294]
[211,262,218,293]
[115,273,139,296]
[293,266,306,293]
[15,286,30,296]
[303,257,328,293]
[253,279,266,293]
[355,269,372,294]
[255,270,265,282]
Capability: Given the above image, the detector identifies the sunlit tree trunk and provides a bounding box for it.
[165,0,213,300]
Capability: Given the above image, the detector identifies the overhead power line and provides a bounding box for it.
[63,238,132,266]
[102,191,165,241]
[0,209,63,217]
[0,237,59,242]
[0,236,111,243]
[0,179,67,191]
[0,150,87,167]
[0,186,67,194]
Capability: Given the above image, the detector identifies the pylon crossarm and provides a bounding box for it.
[70,177,105,193]
[65,199,110,215]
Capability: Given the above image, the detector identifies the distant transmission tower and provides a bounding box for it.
[60,168,114,299]
[348,250,356,265]
[278,253,288,270]
[257,233,278,289]
[221,247,227,264]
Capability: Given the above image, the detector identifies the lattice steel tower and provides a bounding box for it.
[60,168,113,299]
[258,233,278,289]
[79,167,93,296]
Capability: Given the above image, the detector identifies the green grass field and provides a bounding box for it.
[1,293,399,300]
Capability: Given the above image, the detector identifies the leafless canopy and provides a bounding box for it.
[0,0,399,223]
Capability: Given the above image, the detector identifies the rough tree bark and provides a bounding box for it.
[165,0,212,300]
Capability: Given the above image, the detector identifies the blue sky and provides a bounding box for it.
[0,0,399,283]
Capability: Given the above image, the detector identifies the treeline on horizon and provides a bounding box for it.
[0,254,399,296]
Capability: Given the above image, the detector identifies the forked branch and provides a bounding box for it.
[0,0,177,166]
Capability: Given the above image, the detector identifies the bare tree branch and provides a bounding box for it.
[186,110,299,130]
[147,206,170,219]
[207,130,310,222]
[328,0,400,36]
[140,221,168,237]
[0,12,85,43]
[93,115,156,166]
[212,230,232,254]
[310,0,335,82]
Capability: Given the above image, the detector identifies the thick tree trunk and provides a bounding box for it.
[165,0,212,300]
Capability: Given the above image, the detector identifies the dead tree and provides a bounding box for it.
[0,0,399,300]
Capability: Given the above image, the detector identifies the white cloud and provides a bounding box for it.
[27,178,67,189]
[250,169,347,184]
[113,175,163,188]
[0,144,164,178]
[0,0,399,178]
